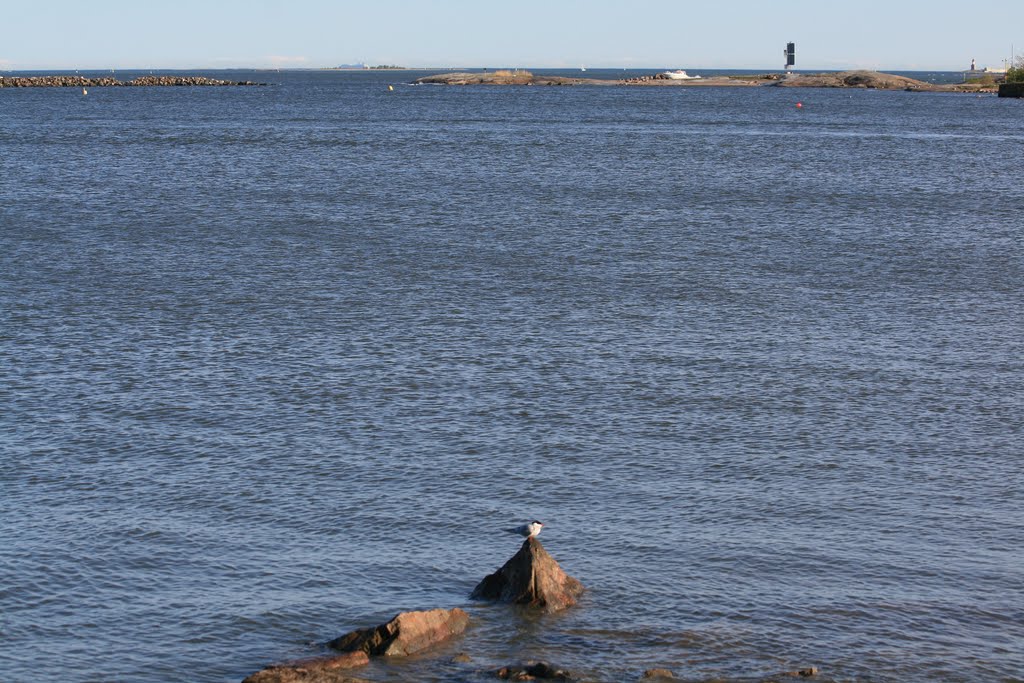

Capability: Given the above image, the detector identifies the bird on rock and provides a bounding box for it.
[507,520,543,538]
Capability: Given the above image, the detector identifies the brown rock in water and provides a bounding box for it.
[241,651,369,683]
[641,668,676,679]
[471,537,583,612]
[326,607,469,657]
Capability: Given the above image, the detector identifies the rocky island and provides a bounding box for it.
[415,69,998,93]
[237,537,823,681]
[0,75,262,88]
[241,537,584,682]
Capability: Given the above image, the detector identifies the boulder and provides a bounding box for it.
[326,607,469,657]
[641,668,676,679]
[471,537,583,612]
[241,651,369,683]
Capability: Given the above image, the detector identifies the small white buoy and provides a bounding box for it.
[82,87,88,96]
[388,85,394,91]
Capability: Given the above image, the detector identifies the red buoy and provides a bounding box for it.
[796,102,803,109]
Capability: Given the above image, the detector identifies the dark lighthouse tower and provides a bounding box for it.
[784,42,796,71]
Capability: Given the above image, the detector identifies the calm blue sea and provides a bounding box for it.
[1,69,1022,683]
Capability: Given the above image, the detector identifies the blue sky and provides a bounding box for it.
[3,0,1021,71]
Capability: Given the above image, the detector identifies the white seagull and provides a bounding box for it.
[507,520,543,538]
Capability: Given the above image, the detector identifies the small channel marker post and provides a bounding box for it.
[784,42,796,71]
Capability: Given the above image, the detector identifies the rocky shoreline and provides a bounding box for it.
[240,538,821,682]
[0,75,263,88]
[242,538,593,683]
[415,69,998,93]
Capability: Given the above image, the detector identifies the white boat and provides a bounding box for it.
[662,69,701,80]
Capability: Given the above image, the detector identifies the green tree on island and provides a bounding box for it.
[1007,55,1024,83]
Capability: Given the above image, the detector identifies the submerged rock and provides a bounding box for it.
[779,666,820,677]
[471,537,584,612]
[495,661,572,680]
[241,651,369,683]
[326,607,470,657]
[641,668,676,679]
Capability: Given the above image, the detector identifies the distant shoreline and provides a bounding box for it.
[414,69,999,93]
[1,70,1000,94]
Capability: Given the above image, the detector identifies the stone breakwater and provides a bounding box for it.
[0,75,262,88]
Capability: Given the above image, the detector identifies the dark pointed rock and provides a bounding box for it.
[471,537,584,612]
[326,607,470,657]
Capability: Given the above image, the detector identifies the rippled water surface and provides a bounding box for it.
[2,70,1022,683]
